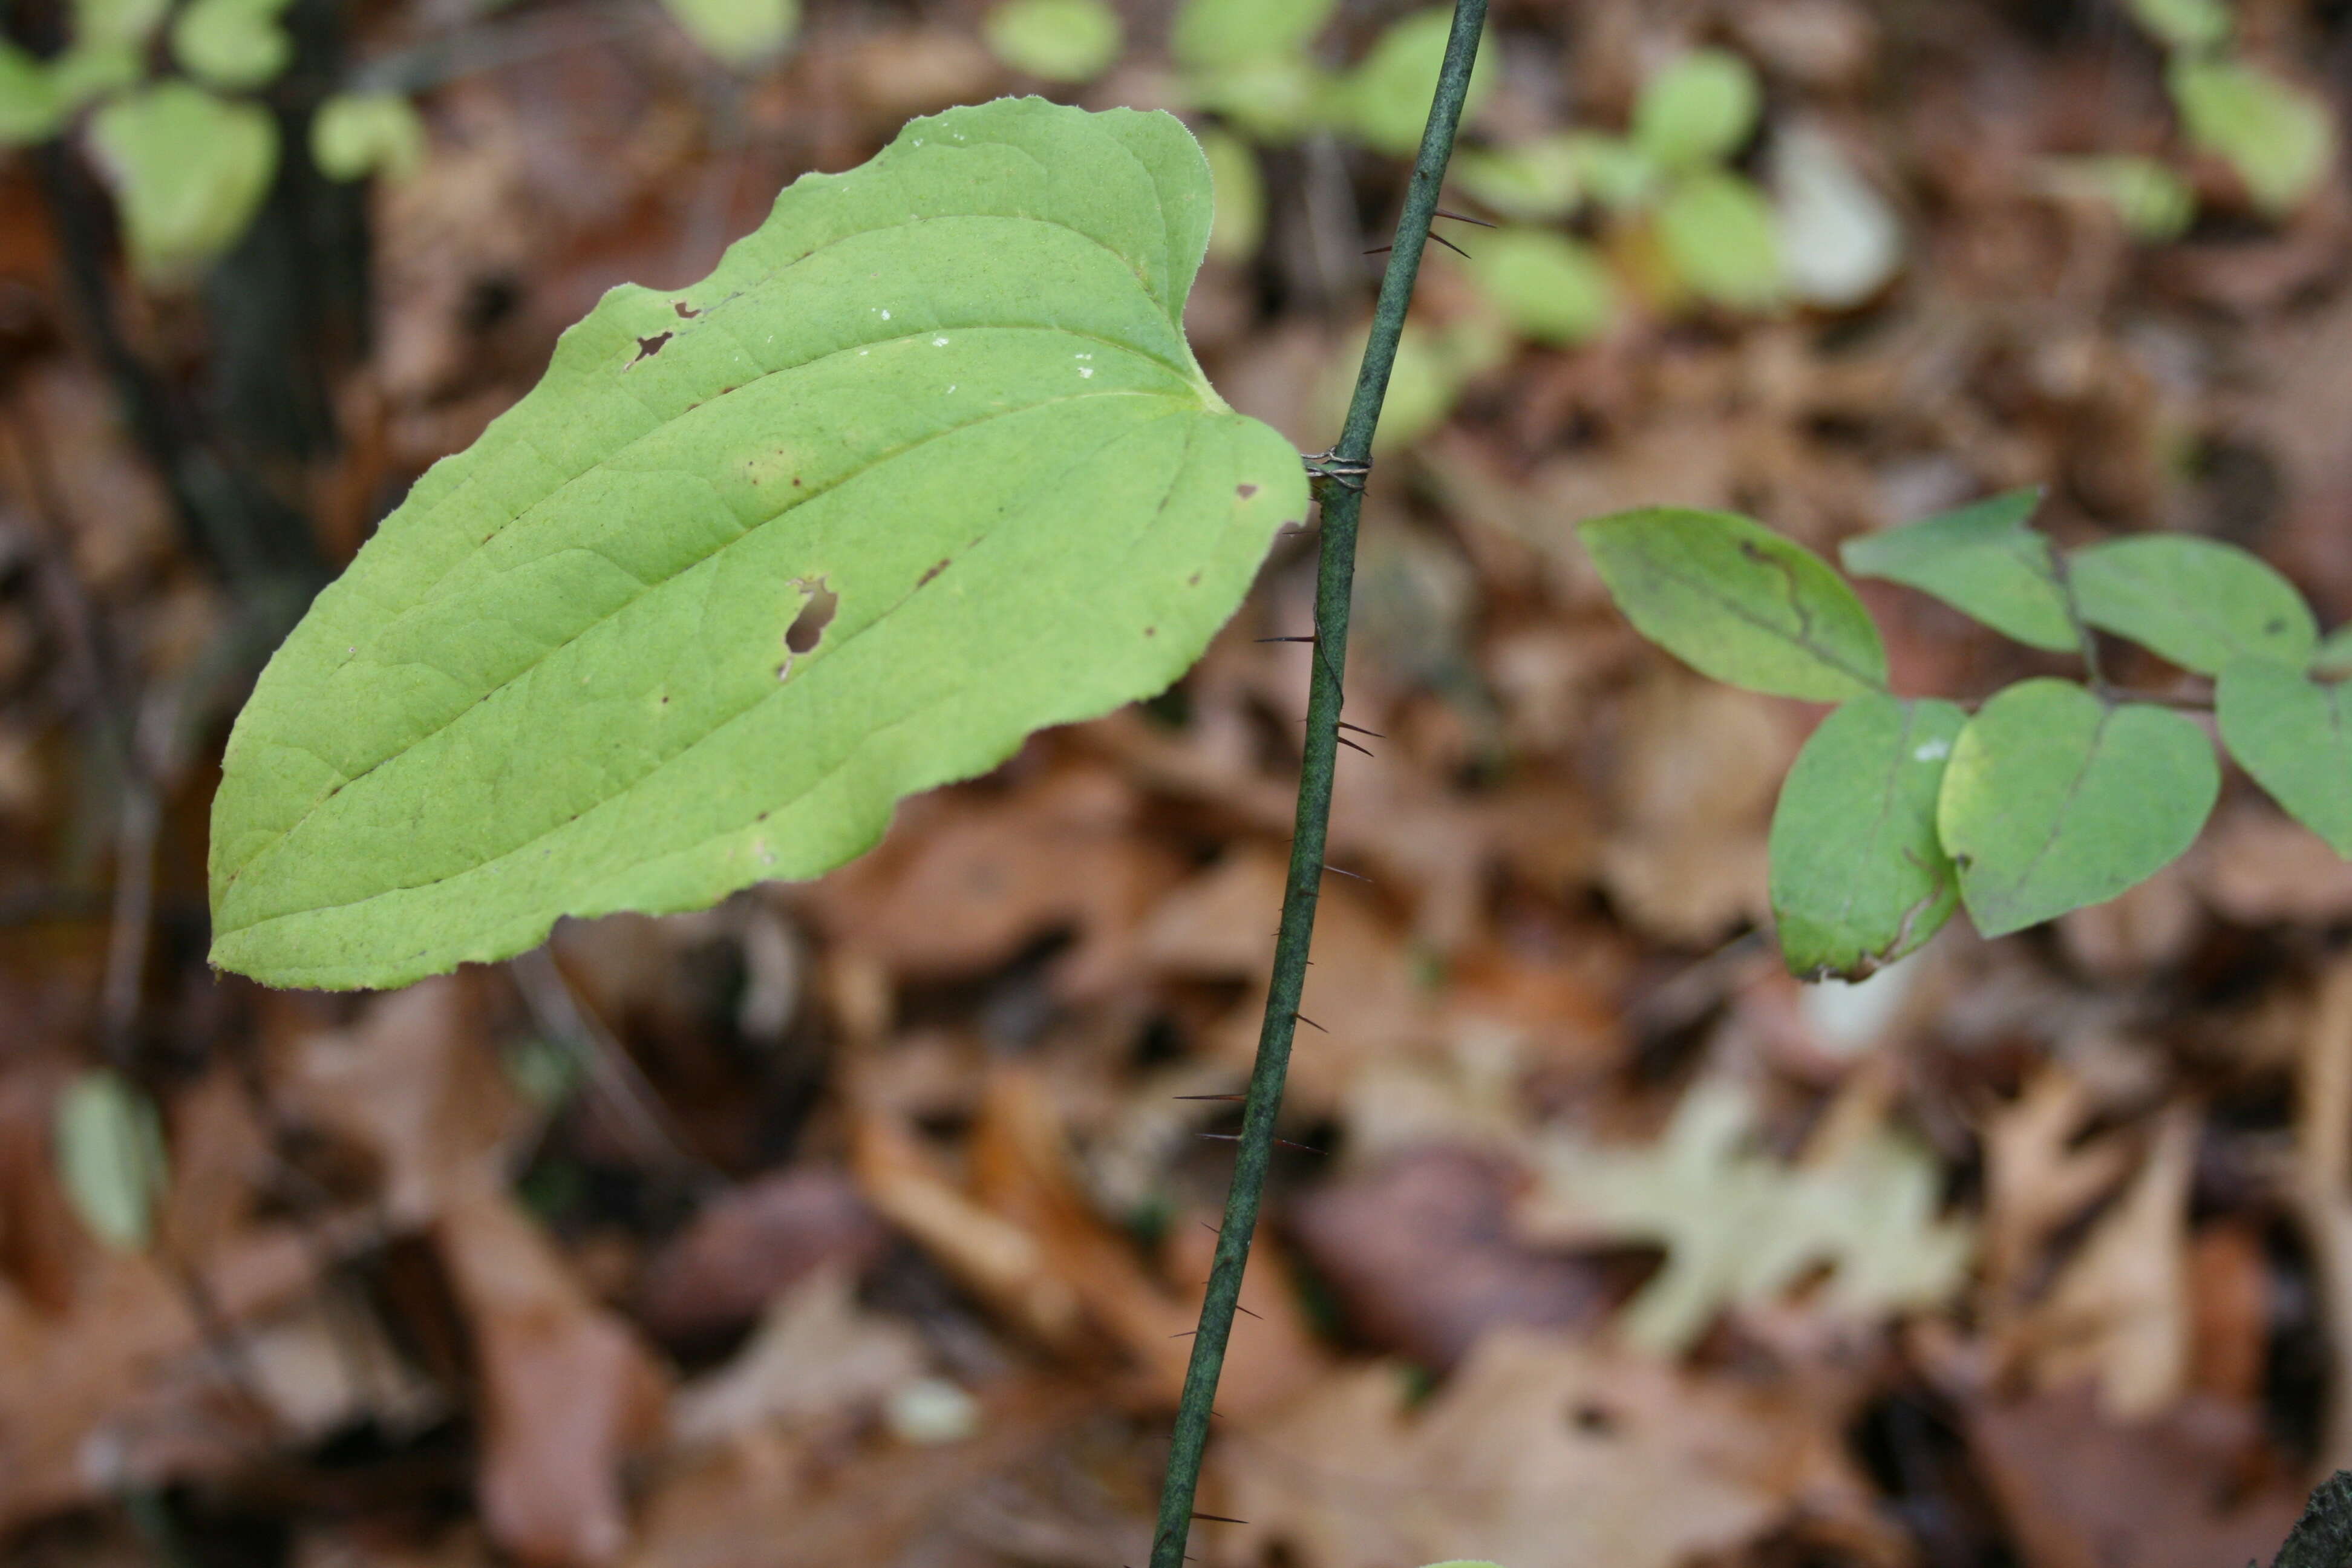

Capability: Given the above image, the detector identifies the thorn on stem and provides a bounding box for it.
[1174,1093,1248,1101]
[1434,207,1497,227]
[1256,635,1318,644]
[1294,1013,1328,1033]
[1336,734,1375,759]
[1194,1514,1250,1526]
[1322,864,1370,883]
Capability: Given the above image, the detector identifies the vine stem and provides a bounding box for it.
[1143,5,1489,1565]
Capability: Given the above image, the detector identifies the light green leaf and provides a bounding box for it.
[2068,534,2316,674]
[1184,56,1329,142]
[1452,136,1583,221]
[55,1069,168,1252]
[47,41,144,109]
[1566,131,1656,211]
[1772,126,1904,307]
[312,91,430,182]
[1656,168,1782,311]
[2128,0,2232,50]
[2215,658,2352,857]
[1769,694,1965,980]
[87,84,279,282]
[1319,316,1502,451]
[1334,8,1494,158]
[1463,227,1613,346]
[1201,129,1264,262]
[1170,0,1332,71]
[0,44,64,144]
[659,0,799,69]
[1840,488,2075,652]
[1631,48,1762,171]
[171,0,298,91]
[1579,508,1886,700]
[2169,56,2336,216]
[74,0,168,52]
[2040,155,2197,242]
[982,0,1122,83]
[208,100,1307,990]
[1938,679,2218,937]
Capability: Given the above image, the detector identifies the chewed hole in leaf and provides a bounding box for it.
[785,577,839,656]
[630,331,673,364]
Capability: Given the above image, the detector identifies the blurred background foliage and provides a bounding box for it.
[6,1,2352,1566]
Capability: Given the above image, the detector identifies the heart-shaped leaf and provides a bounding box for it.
[1840,488,2074,652]
[1769,693,1965,979]
[1579,508,1886,700]
[209,99,1307,990]
[2068,534,2316,674]
[2216,658,2352,857]
[1938,678,2218,937]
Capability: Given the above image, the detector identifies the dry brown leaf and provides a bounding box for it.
[1980,1070,2137,1307]
[435,1186,668,1567]
[2191,805,2352,926]
[633,1167,889,1346]
[2014,1108,2196,1419]
[666,1265,923,1451]
[1210,1330,1875,1568]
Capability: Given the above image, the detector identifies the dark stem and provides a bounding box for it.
[1142,3,1488,1564]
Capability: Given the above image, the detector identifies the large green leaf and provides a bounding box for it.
[1769,694,1965,979]
[2068,534,2316,675]
[2215,658,2352,857]
[1840,488,2074,652]
[1937,679,2218,937]
[1579,508,1886,700]
[209,99,1307,989]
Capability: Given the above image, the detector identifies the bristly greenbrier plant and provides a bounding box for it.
[1584,488,2352,979]
[207,0,1492,1549]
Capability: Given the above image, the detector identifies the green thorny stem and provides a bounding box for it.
[1143,4,1489,1564]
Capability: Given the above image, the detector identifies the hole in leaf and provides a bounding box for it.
[630,332,672,365]
[786,578,839,655]
[673,299,700,319]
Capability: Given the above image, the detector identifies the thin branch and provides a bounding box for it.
[1143,5,1489,1564]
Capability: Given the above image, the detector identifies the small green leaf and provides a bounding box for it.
[1201,129,1264,262]
[2040,155,2197,243]
[1566,132,1657,211]
[1938,679,2218,937]
[1579,508,1887,700]
[1656,168,1783,310]
[54,1069,168,1252]
[0,44,64,144]
[47,40,144,109]
[209,100,1308,990]
[74,0,168,52]
[1463,227,1613,346]
[1769,694,1965,979]
[87,83,279,282]
[982,0,1123,83]
[1631,48,1762,171]
[1169,0,1333,71]
[1335,8,1495,158]
[1321,316,1501,450]
[1840,488,2075,652]
[659,0,799,68]
[2318,623,2352,675]
[2215,658,2352,857]
[2068,534,2316,674]
[2169,56,2335,217]
[311,91,429,182]
[1452,136,1583,221]
[1185,56,1329,142]
[171,0,297,91]
[2128,0,2232,50]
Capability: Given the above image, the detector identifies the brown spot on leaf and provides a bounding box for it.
[1237,483,1258,498]
[673,300,700,319]
[919,559,951,586]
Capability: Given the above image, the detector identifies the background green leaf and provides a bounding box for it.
[2168,56,2335,216]
[209,100,1307,990]
[86,84,279,282]
[658,0,799,68]
[1452,136,1583,221]
[2128,0,2232,50]
[171,0,297,90]
[1201,129,1264,262]
[1462,227,1613,346]
[1578,508,1886,700]
[312,91,429,181]
[1938,679,2218,937]
[982,0,1123,83]
[1656,169,1783,311]
[1168,0,1332,71]
[1335,8,1494,157]
[1631,48,1762,171]
[2068,533,2316,674]
[0,45,63,144]
[1769,694,1965,979]
[54,1069,168,1252]
[2039,155,2197,243]
[1840,488,2074,651]
[2215,658,2352,857]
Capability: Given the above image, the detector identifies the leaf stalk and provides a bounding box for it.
[1142,4,1489,1563]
